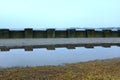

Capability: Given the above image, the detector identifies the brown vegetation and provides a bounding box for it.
[0,58,120,80]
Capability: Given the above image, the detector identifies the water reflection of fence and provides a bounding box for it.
[0,43,120,51]
[0,38,120,51]
[0,28,120,38]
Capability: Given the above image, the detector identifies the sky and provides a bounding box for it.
[0,0,120,29]
[0,0,120,67]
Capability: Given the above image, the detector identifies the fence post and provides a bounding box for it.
[25,28,33,38]
[67,29,76,38]
[86,29,95,37]
[46,29,55,38]
[103,30,112,37]
[0,29,9,38]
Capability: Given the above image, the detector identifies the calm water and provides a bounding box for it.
[0,46,120,68]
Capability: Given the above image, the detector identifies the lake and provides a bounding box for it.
[0,46,120,68]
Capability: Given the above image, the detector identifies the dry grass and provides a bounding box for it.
[0,58,120,80]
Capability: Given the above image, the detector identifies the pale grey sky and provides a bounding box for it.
[0,0,120,29]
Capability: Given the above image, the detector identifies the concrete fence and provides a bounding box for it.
[0,28,120,38]
[0,28,120,51]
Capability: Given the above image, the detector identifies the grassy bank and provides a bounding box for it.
[0,58,120,80]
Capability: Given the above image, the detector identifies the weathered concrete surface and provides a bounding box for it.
[0,38,120,51]
[0,28,120,38]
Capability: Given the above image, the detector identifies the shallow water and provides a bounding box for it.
[0,46,120,68]
[0,38,120,51]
